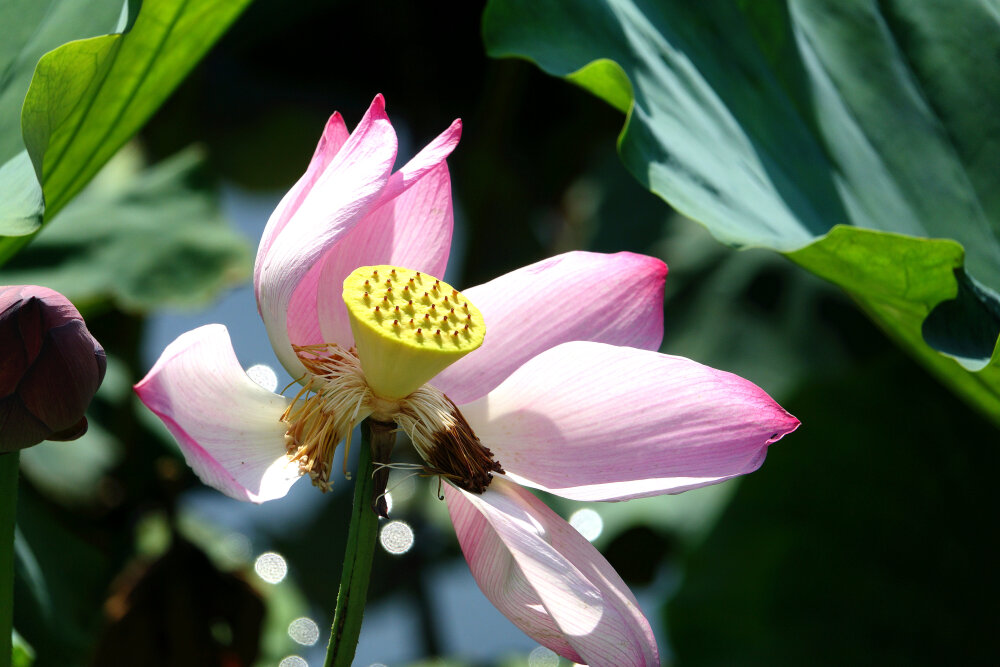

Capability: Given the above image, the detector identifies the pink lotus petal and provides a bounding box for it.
[134,324,299,503]
[255,95,398,376]
[433,251,667,404]
[313,161,455,347]
[254,111,351,300]
[446,479,659,666]
[460,342,799,502]
[378,118,461,204]
[279,114,461,353]
[283,258,327,350]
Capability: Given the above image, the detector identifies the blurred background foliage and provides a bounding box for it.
[1,0,997,665]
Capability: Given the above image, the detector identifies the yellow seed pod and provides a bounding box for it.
[343,265,486,399]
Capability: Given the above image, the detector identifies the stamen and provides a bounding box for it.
[394,385,503,494]
[282,344,374,492]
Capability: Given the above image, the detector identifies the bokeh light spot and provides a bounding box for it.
[246,363,279,392]
[569,508,603,541]
[254,551,288,584]
[287,617,320,646]
[379,520,414,555]
[279,656,308,667]
[528,645,560,666]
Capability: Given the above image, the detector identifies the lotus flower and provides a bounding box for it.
[135,95,799,666]
[1,285,106,452]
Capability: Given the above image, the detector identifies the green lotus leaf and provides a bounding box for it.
[484,0,1000,424]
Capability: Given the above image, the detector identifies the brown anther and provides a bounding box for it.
[435,329,441,335]
[417,328,422,334]
[406,392,504,494]
[393,320,398,325]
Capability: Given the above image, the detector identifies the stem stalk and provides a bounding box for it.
[323,420,391,667]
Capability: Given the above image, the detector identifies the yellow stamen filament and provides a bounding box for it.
[281,344,372,491]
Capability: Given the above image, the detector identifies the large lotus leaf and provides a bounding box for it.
[0,148,251,311]
[0,0,251,265]
[483,0,1000,425]
[0,0,124,236]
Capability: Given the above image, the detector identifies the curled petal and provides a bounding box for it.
[134,324,299,503]
[313,162,455,348]
[433,252,667,404]
[255,95,398,377]
[460,342,799,502]
[289,120,460,350]
[378,118,462,204]
[254,111,351,300]
[446,479,659,666]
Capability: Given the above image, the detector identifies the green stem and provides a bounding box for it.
[1,452,19,667]
[323,420,390,667]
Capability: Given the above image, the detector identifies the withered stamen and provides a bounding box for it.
[395,388,503,494]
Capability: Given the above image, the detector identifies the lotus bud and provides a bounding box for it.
[0,285,106,452]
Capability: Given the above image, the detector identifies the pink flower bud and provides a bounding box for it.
[0,285,106,452]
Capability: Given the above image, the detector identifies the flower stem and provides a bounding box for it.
[0,452,19,667]
[323,420,391,667]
